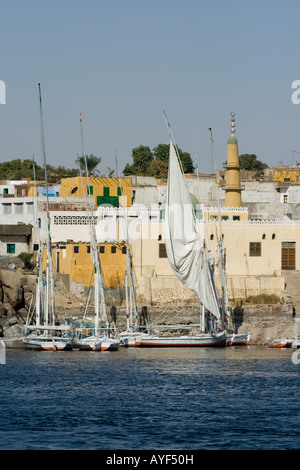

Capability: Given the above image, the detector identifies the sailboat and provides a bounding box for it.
[113,151,141,347]
[139,113,226,348]
[23,85,74,351]
[73,113,120,352]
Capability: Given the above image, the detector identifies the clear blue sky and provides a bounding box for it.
[1,0,300,175]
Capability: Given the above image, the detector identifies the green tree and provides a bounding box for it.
[78,154,102,176]
[238,154,268,171]
[152,144,194,174]
[18,252,33,270]
[123,146,154,176]
[123,144,194,177]
[147,159,168,178]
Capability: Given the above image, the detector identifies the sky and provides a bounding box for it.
[1,0,300,176]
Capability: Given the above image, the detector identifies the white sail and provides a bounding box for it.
[164,141,221,324]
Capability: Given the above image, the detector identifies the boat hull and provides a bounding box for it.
[139,332,226,348]
[75,335,120,351]
[119,333,142,347]
[23,336,73,351]
[229,333,251,346]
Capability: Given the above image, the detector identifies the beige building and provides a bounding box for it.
[129,218,297,306]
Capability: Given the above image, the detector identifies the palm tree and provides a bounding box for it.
[78,154,102,176]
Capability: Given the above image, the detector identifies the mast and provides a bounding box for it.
[79,112,108,331]
[38,83,55,326]
[115,149,138,329]
[209,126,231,331]
[32,154,43,327]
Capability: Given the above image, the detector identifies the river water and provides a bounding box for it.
[0,345,299,451]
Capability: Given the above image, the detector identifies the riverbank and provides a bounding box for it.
[0,267,297,348]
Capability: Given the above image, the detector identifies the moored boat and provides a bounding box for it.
[139,330,226,348]
[231,332,251,346]
[23,327,74,351]
[270,338,293,348]
[119,332,142,347]
[76,334,120,351]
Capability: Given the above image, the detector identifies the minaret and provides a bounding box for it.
[224,113,242,208]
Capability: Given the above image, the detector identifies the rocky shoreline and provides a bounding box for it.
[0,267,297,348]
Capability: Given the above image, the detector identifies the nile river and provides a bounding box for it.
[0,346,299,450]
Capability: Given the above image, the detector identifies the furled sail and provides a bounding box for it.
[164,141,221,324]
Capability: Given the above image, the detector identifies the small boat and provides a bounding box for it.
[41,339,70,351]
[23,328,74,351]
[231,332,251,346]
[76,334,120,351]
[270,338,293,348]
[139,330,227,348]
[119,332,142,347]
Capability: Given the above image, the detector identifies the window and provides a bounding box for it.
[233,215,240,221]
[159,243,167,258]
[86,245,91,254]
[221,216,229,221]
[262,234,266,239]
[26,202,33,213]
[283,195,288,203]
[3,203,11,214]
[210,215,218,221]
[99,246,105,253]
[14,203,23,214]
[33,244,39,251]
[249,242,261,257]
[122,246,127,254]
[7,244,15,254]
[74,246,79,254]
[111,246,116,254]
[3,188,8,194]
[87,186,93,196]
[117,187,123,196]
[103,187,110,197]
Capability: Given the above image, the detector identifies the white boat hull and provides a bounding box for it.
[227,332,251,346]
[75,335,120,351]
[119,333,142,347]
[139,331,226,347]
[23,334,73,351]
[270,338,293,348]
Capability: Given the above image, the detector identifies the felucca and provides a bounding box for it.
[23,85,73,351]
[74,113,120,351]
[139,112,226,347]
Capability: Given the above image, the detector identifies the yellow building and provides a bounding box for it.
[204,206,248,222]
[42,242,129,290]
[59,176,132,208]
[273,166,300,184]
